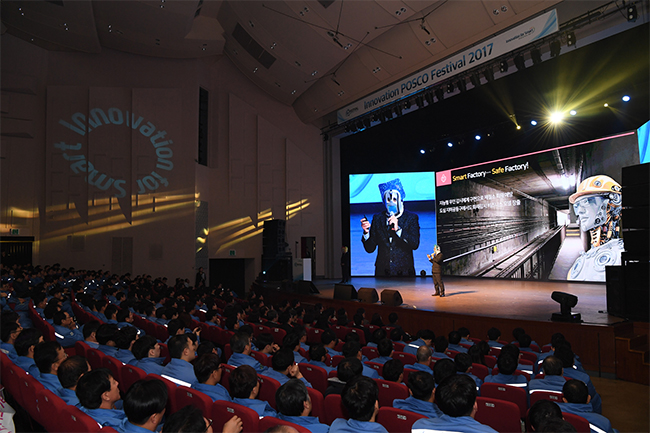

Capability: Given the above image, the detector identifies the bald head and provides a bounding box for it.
[416,344,432,363]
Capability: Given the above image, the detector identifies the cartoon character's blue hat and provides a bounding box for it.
[378,178,405,200]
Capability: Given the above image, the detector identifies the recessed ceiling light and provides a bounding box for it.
[311,70,318,76]
[291,90,296,95]
[253,67,258,73]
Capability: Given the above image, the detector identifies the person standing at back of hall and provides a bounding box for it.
[428,245,445,297]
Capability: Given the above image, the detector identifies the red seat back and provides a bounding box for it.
[103,356,123,388]
[530,390,563,406]
[520,351,538,363]
[86,348,106,370]
[475,396,522,433]
[392,351,416,365]
[211,400,259,433]
[361,346,378,360]
[376,406,427,432]
[75,340,90,358]
[374,379,410,407]
[175,385,213,416]
[270,328,287,346]
[251,350,272,368]
[307,387,324,420]
[120,364,147,393]
[470,363,490,381]
[307,328,325,344]
[322,394,348,425]
[36,388,68,431]
[484,355,497,369]
[364,361,383,375]
[349,328,366,345]
[145,373,179,413]
[562,412,591,433]
[480,382,528,418]
[20,374,45,421]
[1,356,26,407]
[331,355,345,367]
[61,404,103,432]
[220,364,236,392]
[299,363,328,395]
[258,374,281,409]
[258,416,310,433]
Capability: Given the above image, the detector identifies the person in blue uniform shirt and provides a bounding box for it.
[261,348,312,387]
[283,332,308,364]
[14,328,44,377]
[321,329,342,357]
[486,327,504,348]
[528,400,563,432]
[0,321,21,362]
[120,379,167,433]
[529,356,566,397]
[163,404,242,433]
[373,338,394,365]
[448,331,468,353]
[34,340,66,395]
[393,371,442,418]
[330,376,388,433]
[76,368,125,430]
[57,355,90,406]
[483,353,528,392]
[132,335,165,375]
[52,311,84,348]
[558,380,617,433]
[410,345,434,375]
[360,178,420,277]
[276,379,330,433]
[411,374,497,433]
[403,329,435,356]
[161,333,199,387]
[455,353,483,390]
[341,341,379,379]
[307,344,336,374]
[432,335,452,360]
[82,320,101,349]
[229,365,277,418]
[96,324,120,358]
[192,353,232,402]
[433,358,457,389]
[227,331,267,374]
[555,343,602,414]
[114,326,139,366]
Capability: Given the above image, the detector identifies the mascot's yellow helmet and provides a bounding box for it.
[569,175,621,204]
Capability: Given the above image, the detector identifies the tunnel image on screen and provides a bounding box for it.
[350,172,436,277]
[434,132,640,282]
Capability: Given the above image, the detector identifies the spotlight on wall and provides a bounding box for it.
[627,4,637,22]
[416,95,425,108]
[514,54,526,71]
[435,88,444,102]
[447,82,455,93]
[549,40,561,57]
[566,31,576,47]
[550,291,582,322]
[531,48,542,65]
[499,60,509,73]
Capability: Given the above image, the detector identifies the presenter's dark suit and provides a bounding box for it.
[362,210,420,276]
[429,252,445,295]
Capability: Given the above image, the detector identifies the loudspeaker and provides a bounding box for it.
[334,284,357,301]
[358,287,379,303]
[381,289,403,306]
[297,280,320,294]
[606,266,625,317]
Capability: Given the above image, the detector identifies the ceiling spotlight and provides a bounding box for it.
[420,149,426,154]
[253,67,258,73]
[470,73,481,88]
[627,4,638,22]
[570,110,577,116]
[475,135,481,141]
[516,125,521,130]
[416,95,425,108]
[457,79,466,92]
[291,90,296,95]
[550,112,564,124]
[566,31,576,47]
[531,48,542,65]
[604,103,609,107]
[311,70,318,76]
[484,67,494,82]
[499,60,509,73]
[434,88,444,102]
[447,82,454,93]
[424,91,434,105]
[493,9,500,15]
[622,95,630,102]
[550,40,561,57]
[531,120,538,126]
[270,42,276,49]
[447,142,453,148]
[514,54,526,71]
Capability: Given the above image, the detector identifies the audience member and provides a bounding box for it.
[229,365,277,417]
[160,334,198,387]
[330,376,387,433]
[486,327,503,348]
[120,379,167,432]
[342,341,378,379]
[76,368,125,429]
[321,329,341,357]
[433,358,456,387]
[455,352,482,388]
[0,321,21,361]
[555,343,601,414]
[537,418,577,432]
[483,353,528,391]
[162,404,242,433]
[276,379,330,433]
[458,327,472,345]
[448,331,468,353]
[307,344,336,373]
[227,332,267,373]
[558,380,614,433]
[529,356,565,396]
[325,357,362,397]
[96,323,120,358]
[193,353,232,402]
[132,335,165,375]
[410,344,434,375]
[528,399,563,432]
[432,336,452,360]
[114,325,139,365]
[14,328,43,376]
[283,332,308,364]
[34,340,66,395]
[381,359,404,384]
[262,348,312,387]
[57,355,90,406]
[393,370,442,418]
[82,320,101,348]
[404,329,434,356]
[52,311,84,347]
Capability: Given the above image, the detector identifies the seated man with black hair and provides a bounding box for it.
[255,333,279,358]
[96,323,120,358]
[160,333,198,387]
[275,379,330,433]
[283,332,308,364]
[374,338,393,364]
[116,308,144,336]
[455,352,482,388]
[228,365,277,417]
[482,353,528,391]
[393,370,442,418]
[529,356,565,396]
[104,304,119,324]
[536,333,566,370]
[411,345,434,375]
[307,344,336,374]
[82,320,101,349]
[330,376,388,433]
[34,340,66,395]
[448,330,468,353]
[204,309,221,327]
[114,326,139,365]
[381,359,404,384]
[162,404,242,433]
[433,358,456,388]
[458,327,472,346]
[555,343,601,414]
[262,348,312,387]
[500,343,533,376]
[76,368,125,429]
[321,329,341,357]
[537,418,578,432]
[132,335,165,375]
[432,336,452,360]
[367,328,386,348]
[404,329,435,356]
[518,333,536,353]
[1,320,22,362]
[92,300,109,322]
[14,328,43,376]
[120,379,167,432]
[486,327,503,348]
[528,400,563,432]
[57,355,90,406]
[227,331,267,373]
[325,357,363,397]
[193,353,232,402]
[52,311,84,348]
[558,380,615,433]
[411,374,497,433]
[342,341,379,379]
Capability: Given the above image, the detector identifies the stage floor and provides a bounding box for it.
[312,276,624,326]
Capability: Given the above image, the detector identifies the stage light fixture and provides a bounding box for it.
[470,73,481,88]
[627,4,637,22]
[447,82,454,93]
[514,54,526,71]
[570,110,577,116]
[394,104,402,117]
[550,112,563,124]
[424,92,434,105]
[420,149,425,154]
[363,118,371,129]
[483,67,494,82]
[475,134,481,141]
[457,78,466,93]
[516,125,521,130]
[549,40,561,57]
[604,103,609,107]
[550,291,582,322]
[416,95,425,108]
[447,142,453,148]
[499,60,509,73]
[404,99,411,109]
[622,95,630,102]
[531,120,538,126]
[434,88,444,102]
[566,31,576,47]
[531,48,542,65]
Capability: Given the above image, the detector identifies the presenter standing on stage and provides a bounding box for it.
[428,245,445,297]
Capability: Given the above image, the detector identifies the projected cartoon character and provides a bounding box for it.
[360,178,420,276]
[568,175,624,281]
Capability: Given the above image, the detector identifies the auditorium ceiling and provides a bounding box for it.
[2,0,640,128]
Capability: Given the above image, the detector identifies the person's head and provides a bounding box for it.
[282,332,301,352]
[487,327,501,341]
[416,329,435,344]
[337,357,363,383]
[448,330,461,345]
[166,319,184,337]
[408,371,435,401]
[416,344,432,363]
[58,355,90,390]
[436,374,478,417]
[458,327,470,339]
[321,329,337,347]
[197,341,219,358]
[308,344,327,363]
[162,405,212,433]
[537,418,577,432]
[115,326,139,350]
[512,327,525,341]
[230,332,251,354]
[229,365,259,399]
[53,311,74,328]
[271,348,295,372]
[434,335,448,353]
[132,335,160,360]
[34,341,66,374]
[550,333,566,349]
[341,340,361,359]
[541,356,563,376]
[76,368,121,409]
[496,353,518,375]
[518,333,532,349]
[528,400,563,431]
[276,379,311,417]
[377,338,393,357]
[168,334,196,362]
[194,353,222,385]
[255,333,275,353]
[104,304,119,321]
[96,323,119,346]
[454,352,473,373]
[382,359,404,383]
[371,328,386,344]
[500,344,520,360]
[14,328,43,357]
[554,343,576,369]
[342,376,379,421]
[388,312,398,325]
[116,308,133,324]
[124,379,167,429]
[433,358,456,385]
[563,379,589,404]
